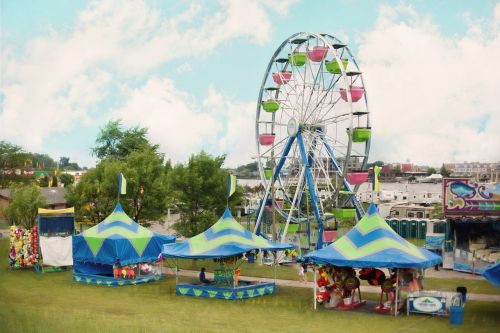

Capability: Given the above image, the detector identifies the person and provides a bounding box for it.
[199,267,210,284]
[300,263,308,283]
[298,263,305,283]
[234,268,241,287]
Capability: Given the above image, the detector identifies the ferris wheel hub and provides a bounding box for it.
[287,118,299,137]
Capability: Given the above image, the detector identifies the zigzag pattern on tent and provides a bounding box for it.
[82,203,153,256]
[177,208,290,256]
[176,283,275,299]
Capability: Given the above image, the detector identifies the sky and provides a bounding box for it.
[1,0,499,168]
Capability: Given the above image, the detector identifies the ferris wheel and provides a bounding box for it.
[253,32,371,250]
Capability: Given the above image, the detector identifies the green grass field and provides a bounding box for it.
[1,239,499,332]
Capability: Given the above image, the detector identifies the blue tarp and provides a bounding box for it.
[73,203,175,268]
[162,208,294,259]
[303,203,442,269]
[483,263,500,286]
[424,235,445,250]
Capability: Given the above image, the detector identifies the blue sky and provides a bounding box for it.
[1,0,499,167]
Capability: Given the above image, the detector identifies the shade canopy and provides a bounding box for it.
[73,203,175,266]
[162,208,294,259]
[483,263,500,286]
[303,203,441,269]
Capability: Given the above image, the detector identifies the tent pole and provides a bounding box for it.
[175,259,178,285]
[273,252,277,284]
[394,268,399,317]
[313,267,317,310]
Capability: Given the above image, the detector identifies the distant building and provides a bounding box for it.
[389,203,434,219]
[446,161,499,182]
[63,170,87,183]
[0,187,68,219]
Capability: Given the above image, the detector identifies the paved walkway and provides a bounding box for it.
[163,268,500,303]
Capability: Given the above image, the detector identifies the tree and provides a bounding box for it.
[66,148,170,223]
[59,157,70,168]
[440,164,451,177]
[39,176,49,187]
[430,202,444,219]
[3,183,46,228]
[92,120,159,160]
[51,175,58,187]
[428,167,437,175]
[169,151,243,237]
[59,173,75,187]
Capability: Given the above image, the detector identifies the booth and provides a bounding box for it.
[162,208,294,300]
[72,203,175,286]
[36,207,75,273]
[304,203,441,315]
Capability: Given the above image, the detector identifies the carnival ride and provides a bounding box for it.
[253,32,371,252]
[162,208,294,300]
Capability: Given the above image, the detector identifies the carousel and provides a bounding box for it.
[162,207,294,300]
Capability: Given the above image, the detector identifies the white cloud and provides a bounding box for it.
[113,78,221,162]
[358,4,500,165]
[0,0,297,159]
[114,80,256,166]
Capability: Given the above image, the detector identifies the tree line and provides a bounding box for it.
[65,120,242,237]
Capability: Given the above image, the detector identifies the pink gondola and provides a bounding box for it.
[345,172,369,185]
[259,133,276,146]
[308,46,328,62]
[272,71,292,85]
[339,86,365,102]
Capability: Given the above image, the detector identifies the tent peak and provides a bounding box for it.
[222,207,233,219]
[366,203,378,216]
[114,202,125,213]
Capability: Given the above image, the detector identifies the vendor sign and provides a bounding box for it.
[408,295,446,315]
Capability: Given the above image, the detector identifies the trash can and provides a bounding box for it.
[456,286,467,304]
[247,254,255,263]
[450,306,464,325]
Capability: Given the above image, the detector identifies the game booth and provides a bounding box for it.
[162,208,294,300]
[304,203,443,316]
[442,179,500,275]
[36,207,75,272]
[72,203,176,286]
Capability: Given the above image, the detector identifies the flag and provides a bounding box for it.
[372,165,381,192]
[227,174,236,198]
[118,173,127,195]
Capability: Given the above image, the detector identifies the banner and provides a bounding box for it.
[39,236,73,266]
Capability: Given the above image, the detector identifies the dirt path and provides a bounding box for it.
[164,268,500,302]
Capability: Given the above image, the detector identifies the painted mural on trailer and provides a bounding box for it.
[443,178,500,216]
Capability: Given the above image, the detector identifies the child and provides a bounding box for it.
[298,263,307,283]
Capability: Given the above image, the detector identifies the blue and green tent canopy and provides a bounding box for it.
[483,263,500,286]
[73,203,175,266]
[162,208,294,259]
[303,203,441,269]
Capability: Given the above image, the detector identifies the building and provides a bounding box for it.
[63,170,87,183]
[389,203,434,219]
[0,187,68,219]
[446,161,499,182]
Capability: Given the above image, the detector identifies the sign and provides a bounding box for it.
[443,178,500,217]
[408,295,446,315]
